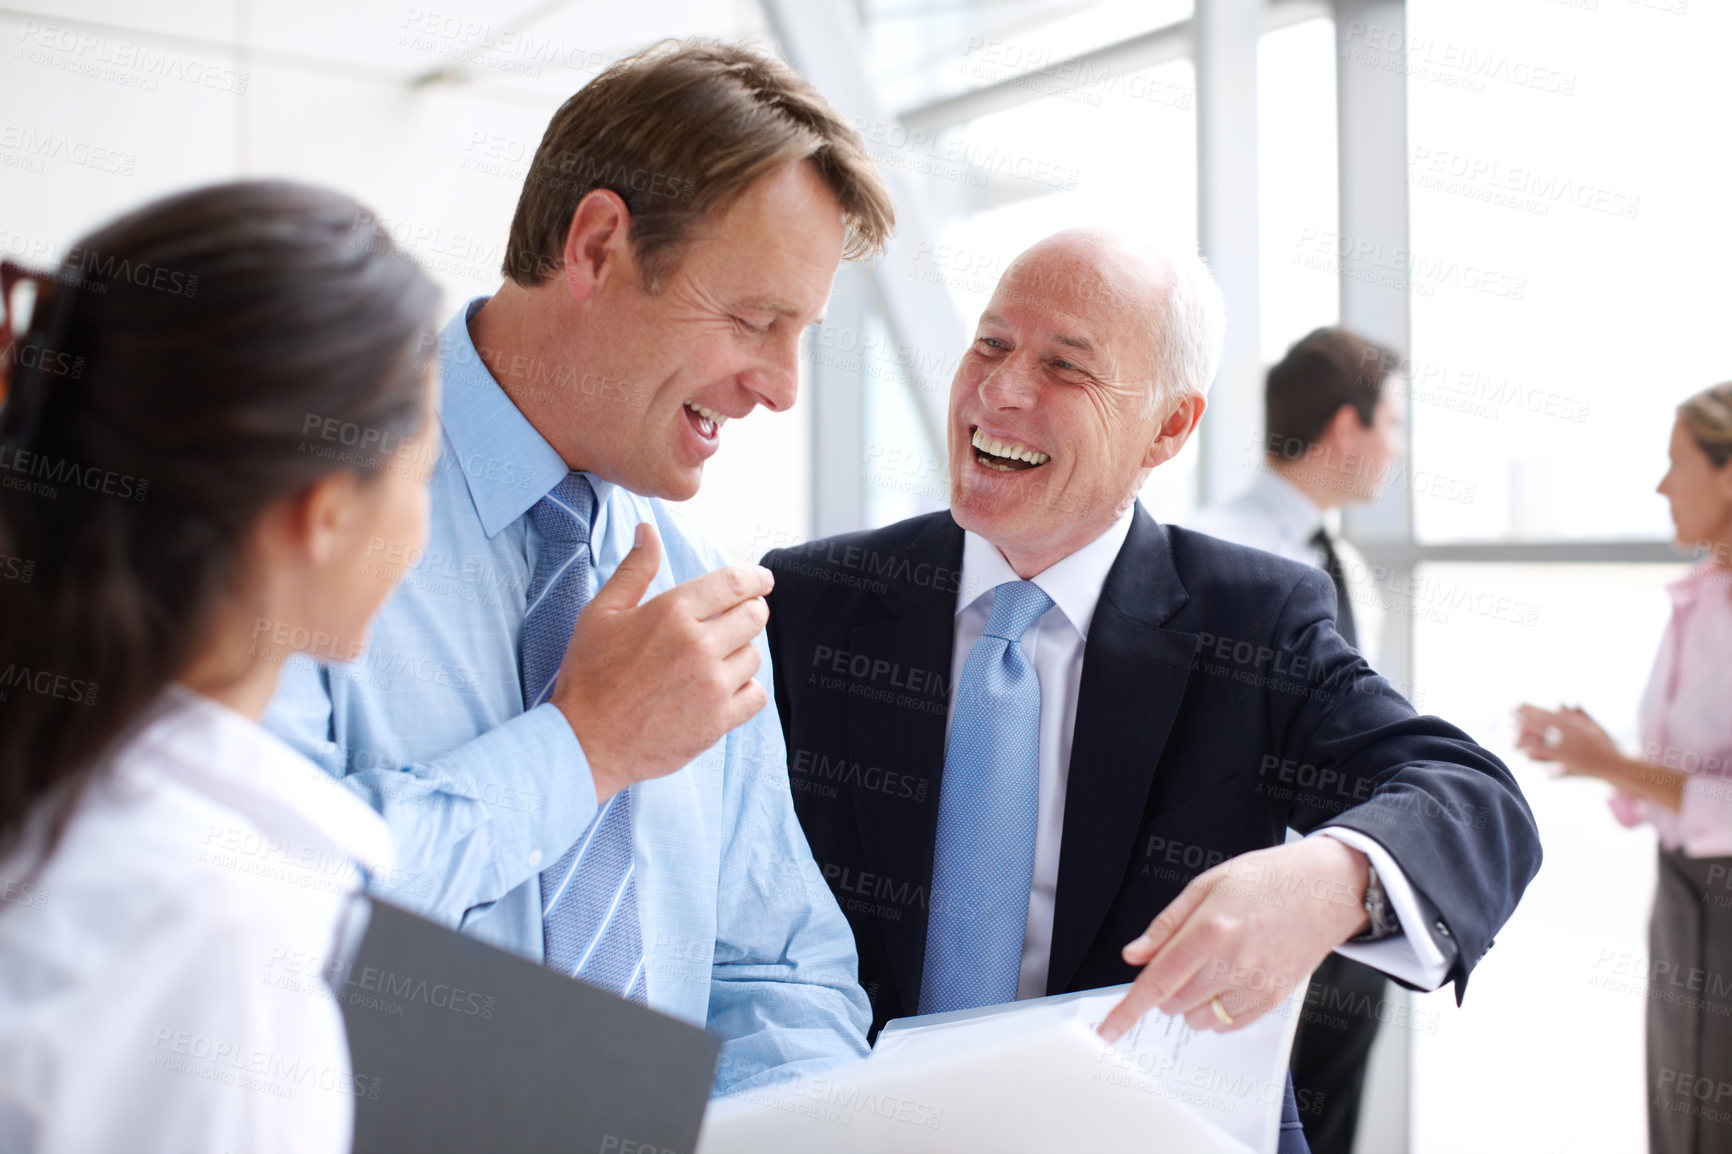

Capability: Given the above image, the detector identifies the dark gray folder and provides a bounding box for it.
[331,896,721,1154]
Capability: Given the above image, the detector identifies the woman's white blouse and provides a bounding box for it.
[0,687,395,1154]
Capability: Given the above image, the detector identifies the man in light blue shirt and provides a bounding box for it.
[265,39,896,1093]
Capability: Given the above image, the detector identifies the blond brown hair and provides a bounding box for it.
[503,39,894,290]
[1680,383,1732,468]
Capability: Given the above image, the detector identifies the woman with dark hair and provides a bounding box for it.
[1518,383,1732,1154]
[0,181,439,1152]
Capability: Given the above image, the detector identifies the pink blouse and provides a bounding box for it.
[1611,562,1732,855]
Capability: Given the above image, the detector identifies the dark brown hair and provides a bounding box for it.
[0,180,438,854]
[1265,327,1396,456]
[503,38,895,291]
[1679,382,1732,469]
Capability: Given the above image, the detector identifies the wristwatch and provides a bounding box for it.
[1352,862,1401,942]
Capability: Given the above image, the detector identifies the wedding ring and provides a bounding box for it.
[1210,996,1234,1026]
[1544,725,1563,749]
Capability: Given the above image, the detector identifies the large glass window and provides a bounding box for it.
[1258,17,1340,366]
[1407,562,1677,1153]
[1407,1,1731,544]
[920,58,1200,524]
[862,0,1195,113]
[852,0,1204,531]
[1401,4,1730,1147]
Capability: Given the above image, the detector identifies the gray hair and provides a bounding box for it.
[1146,243,1226,414]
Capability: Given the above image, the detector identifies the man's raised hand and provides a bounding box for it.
[552,522,774,803]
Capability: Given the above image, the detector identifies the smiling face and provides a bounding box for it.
[546,159,846,501]
[948,233,1200,576]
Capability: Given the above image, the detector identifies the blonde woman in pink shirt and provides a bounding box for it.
[1518,382,1732,1154]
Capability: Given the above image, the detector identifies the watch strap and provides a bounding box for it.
[1351,861,1402,943]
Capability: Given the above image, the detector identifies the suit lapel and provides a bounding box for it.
[1047,506,1198,994]
[844,514,964,1016]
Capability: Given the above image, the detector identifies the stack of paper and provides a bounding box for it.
[697,983,1305,1154]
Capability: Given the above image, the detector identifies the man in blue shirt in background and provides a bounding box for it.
[266,39,896,1094]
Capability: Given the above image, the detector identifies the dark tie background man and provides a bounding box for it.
[1190,327,1409,1154]
[763,230,1540,1152]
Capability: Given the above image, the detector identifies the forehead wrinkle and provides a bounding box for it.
[980,302,1103,358]
[1025,259,1150,381]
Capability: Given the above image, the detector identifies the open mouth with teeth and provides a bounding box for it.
[970,426,1050,472]
[685,400,730,439]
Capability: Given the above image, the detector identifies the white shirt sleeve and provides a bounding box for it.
[1308,827,1453,991]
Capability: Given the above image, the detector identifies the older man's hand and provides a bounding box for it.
[1097,838,1372,1042]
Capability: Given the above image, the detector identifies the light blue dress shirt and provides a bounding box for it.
[264,298,870,1094]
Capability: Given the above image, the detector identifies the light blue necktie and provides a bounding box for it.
[523,473,646,1003]
[919,579,1053,1014]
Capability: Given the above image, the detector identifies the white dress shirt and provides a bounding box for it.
[950,507,1137,1000]
[955,505,1448,1000]
[0,687,396,1154]
[1187,468,1385,669]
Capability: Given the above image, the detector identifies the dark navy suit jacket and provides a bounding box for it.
[764,506,1542,1146]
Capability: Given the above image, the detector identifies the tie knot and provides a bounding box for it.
[982,580,1053,642]
[530,472,595,547]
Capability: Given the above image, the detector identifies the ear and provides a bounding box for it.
[560,189,636,303]
[1143,393,1206,469]
[273,471,365,569]
[1321,402,1368,452]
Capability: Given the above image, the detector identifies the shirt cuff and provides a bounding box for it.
[1308,826,1452,991]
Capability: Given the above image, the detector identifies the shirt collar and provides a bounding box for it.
[437,297,597,538]
[140,686,396,880]
[956,503,1137,640]
[1670,559,1732,610]
[1249,468,1328,545]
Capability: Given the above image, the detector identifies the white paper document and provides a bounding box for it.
[697,982,1306,1154]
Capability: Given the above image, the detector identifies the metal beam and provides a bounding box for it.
[1334,0,1415,687]
[1195,0,1266,508]
[898,0,1329,136]
[1336,0,1413,549]
[1332,7,1413,1150]
[1334,0,1415,691]
[807,268,870,537]
[1353,539,1684,568]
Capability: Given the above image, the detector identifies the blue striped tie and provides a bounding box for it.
[523,473,646,1003]
[919,579,1053,1014]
